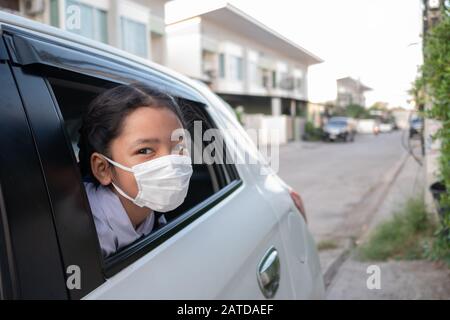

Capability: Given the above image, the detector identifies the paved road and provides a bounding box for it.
[278,131,410,243]
[324,153,450,300]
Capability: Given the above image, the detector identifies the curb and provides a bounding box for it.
[322,150,410,289]
[357,150,410,243]
[323,239,354,289]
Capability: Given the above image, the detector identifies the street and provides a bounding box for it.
[279,130,410,244]
[279,131,450,299]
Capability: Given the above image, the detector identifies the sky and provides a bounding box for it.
[228,0,424,108]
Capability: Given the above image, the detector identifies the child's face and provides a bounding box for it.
[95,106,184,201]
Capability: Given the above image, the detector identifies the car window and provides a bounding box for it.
[46,73,240,274]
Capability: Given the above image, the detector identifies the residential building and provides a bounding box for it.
[165,0,322,117]
[0,0,168,64]
[336,76,372,107]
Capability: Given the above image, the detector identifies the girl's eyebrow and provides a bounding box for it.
[132,138,161,147]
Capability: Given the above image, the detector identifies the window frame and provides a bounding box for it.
[120,16,148,58]
[117,0,150,59]
[229,55,244,81]
[46,73,243,278]
[0,52,71,299]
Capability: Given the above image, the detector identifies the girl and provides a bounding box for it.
[78,83,193,257]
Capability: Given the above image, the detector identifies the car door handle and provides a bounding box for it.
[257,247,280,299]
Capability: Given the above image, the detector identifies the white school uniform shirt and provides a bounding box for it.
[84,182,167,257]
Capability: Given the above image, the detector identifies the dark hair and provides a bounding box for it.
[78,82,186,185]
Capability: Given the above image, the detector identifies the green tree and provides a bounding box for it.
[345,104,370,118]
[370,101,389,111]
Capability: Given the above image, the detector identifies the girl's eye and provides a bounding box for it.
[138,148,154,155]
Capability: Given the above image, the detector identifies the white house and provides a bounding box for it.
[0,0,168,64]
[165,0,322,117]
[336,76,372,108]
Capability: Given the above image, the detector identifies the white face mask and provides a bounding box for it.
[101,154,193,212]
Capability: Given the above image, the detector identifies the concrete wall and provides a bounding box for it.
[392,109,411,130]
[241,113,305,145]
[243,114,289,146]
[307,102,325,127]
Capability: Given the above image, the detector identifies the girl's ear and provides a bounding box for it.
[90,152,113,186]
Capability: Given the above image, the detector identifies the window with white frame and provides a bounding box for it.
[229,55,243,81]
[118,1,150,59]
[65,0,108,43]
[249,62,263,87]
[120,17,148,58]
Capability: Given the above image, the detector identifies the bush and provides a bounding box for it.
[345,104,371,119]
[420,10,450,261]
[303,121,323,141]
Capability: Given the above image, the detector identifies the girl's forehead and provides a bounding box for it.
[120,107,183,138]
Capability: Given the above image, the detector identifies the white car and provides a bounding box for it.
[0,11,324,299]
[379,123,393,133]
[357,119,379,134]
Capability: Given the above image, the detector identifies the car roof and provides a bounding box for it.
[0,11,211,104]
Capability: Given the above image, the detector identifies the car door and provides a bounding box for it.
[3,27,296,299]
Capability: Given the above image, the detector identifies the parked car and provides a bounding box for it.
[409,117,423,138]
[0,12,324,299]
[323,117,356,142]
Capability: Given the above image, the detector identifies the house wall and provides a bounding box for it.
[166,17,203,79]
[200,17,308,100]
[14,0,168,62]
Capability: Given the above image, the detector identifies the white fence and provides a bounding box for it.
[242,114,305,146]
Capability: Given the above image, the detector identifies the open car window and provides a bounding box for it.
[46,73,240,276]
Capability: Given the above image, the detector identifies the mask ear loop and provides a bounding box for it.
[100,154,139,205]
[110,182,140,205]
[101,154,134,172]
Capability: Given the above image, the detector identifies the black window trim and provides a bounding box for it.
[0,183,17,300]
[0,57,70,299]
[10,66,104,299]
